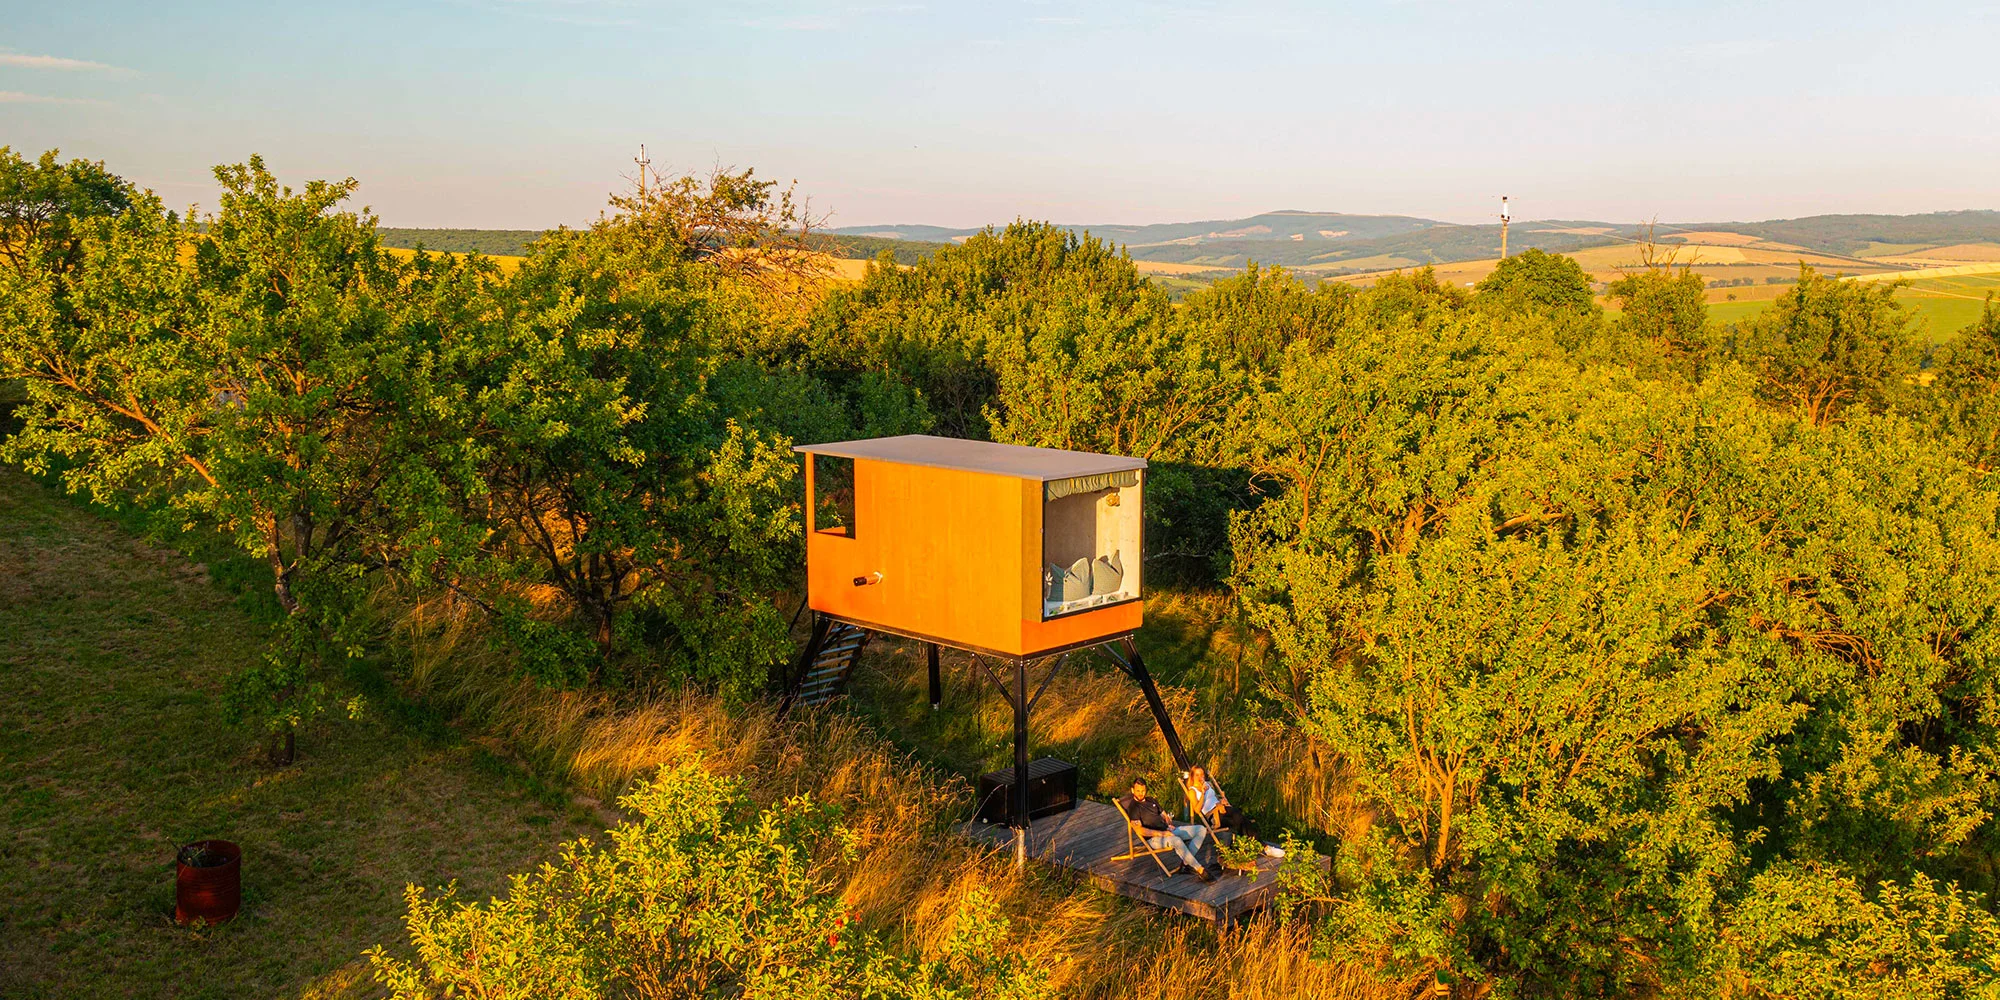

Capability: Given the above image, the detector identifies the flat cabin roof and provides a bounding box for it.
[795,435,1145,481]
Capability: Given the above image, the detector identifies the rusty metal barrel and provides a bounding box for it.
[174,840,240,925]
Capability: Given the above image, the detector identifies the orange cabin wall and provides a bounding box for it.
[806,457,1140,657]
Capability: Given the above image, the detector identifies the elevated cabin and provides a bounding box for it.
[796,435,1145,657]
[785,435,1193,880]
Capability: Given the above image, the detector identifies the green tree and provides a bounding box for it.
[1722,267,1918,427]
[803,222,1160,439]
[1230,306,2000,992]
[1474,248,1597,316]
[1918,295,2000,468]
[0,156,480,761]
[1607,265,1709,369]
[0,146,135,278]
[1176,262,1355,373]
[465,212,801,695]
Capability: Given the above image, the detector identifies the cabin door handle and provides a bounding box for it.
[853,571,884,587]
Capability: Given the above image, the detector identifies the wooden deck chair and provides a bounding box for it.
[1109,798,1179,877]
[1182,778,1234,847]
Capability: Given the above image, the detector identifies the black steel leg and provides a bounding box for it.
[1120,636,1192,774]
[927,642,941,709]
[1012,656,1030,868]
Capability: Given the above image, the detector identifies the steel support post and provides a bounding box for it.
[1012,656,1030,868]
[1119,636,1192,774]
[927,642,942,709]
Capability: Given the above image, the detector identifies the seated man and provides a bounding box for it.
[1117,778,1215,882]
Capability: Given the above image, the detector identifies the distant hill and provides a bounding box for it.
[1672,211,2000,257]
[829,210,2000,273]
[379,210,2000,276]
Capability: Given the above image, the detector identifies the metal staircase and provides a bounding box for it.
[791,621,869,709]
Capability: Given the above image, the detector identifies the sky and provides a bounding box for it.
[5,0,1999,230]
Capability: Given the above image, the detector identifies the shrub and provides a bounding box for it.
[368,756,1051,1000]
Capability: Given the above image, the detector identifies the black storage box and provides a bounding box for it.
[976,757,1078,824]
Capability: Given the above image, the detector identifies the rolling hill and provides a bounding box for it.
[376,212,2000,298]
[827,210,2000,274]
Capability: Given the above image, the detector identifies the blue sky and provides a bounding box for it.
[5,1,1998,229]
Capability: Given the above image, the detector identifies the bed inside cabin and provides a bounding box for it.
[1041,471,1142,619]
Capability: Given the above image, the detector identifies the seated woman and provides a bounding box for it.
[1184,765,1260,843]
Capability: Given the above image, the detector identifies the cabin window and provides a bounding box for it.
[814,455,856,538]
[1041,471,1142,618]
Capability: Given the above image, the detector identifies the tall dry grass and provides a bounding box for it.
[848,631,1370,854]
[389,594,1395,999]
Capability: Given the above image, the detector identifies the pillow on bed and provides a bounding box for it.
[1044,564,1065,603]
[1092,551,1124,596]
[1065,557,1093,602]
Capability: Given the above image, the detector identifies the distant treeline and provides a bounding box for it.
[1699,209,2000,256]
[376,227,544,256]
[373,227,952,266]
[818,233,953,264]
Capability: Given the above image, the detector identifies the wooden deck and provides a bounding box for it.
[955,799,1308,927]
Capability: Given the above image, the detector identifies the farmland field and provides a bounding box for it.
[1317,238,1996,342]
[381,246,525,273]
[1704,270,1997,339]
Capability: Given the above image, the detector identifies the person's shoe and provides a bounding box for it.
[1195,865,1218,883]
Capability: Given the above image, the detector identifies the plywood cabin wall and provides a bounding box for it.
[806,456,1142,657]
[808,457,1026,654]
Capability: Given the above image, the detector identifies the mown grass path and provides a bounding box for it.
[0,469,591,999]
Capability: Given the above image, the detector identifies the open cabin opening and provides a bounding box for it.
[1041,472,1142,619]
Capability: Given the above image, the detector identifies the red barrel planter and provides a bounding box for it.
[175,840,241,925]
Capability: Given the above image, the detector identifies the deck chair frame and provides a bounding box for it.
[1182,777,1234,847]
[1110,798,1180,877]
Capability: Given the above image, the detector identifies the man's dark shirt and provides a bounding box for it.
[1118,793,1172,833]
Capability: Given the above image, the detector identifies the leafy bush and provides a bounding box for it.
[1719,863,2000,1000]
[368,757,1050,999]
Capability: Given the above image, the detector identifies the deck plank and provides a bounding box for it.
[953,799,1302,926]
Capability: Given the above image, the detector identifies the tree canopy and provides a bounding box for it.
[4,150,1999,998]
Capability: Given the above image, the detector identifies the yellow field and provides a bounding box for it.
[1131,259,1241,276]
[1656,230,1767,246]
[1325,235,1905,294]
[383,246,526,273]
[1298,253,1426,273]
[1870,242,2000,266]
[825,257,874,280]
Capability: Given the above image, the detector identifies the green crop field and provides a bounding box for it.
[1703,271,1997,342]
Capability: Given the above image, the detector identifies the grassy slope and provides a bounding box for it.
[0,469,597,1000]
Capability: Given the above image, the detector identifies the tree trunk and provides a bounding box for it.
[594,604,615,658]
[268,725,296,767]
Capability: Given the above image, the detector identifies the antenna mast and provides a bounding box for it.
[1499,195,1512,260]
[635,144,652,200]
